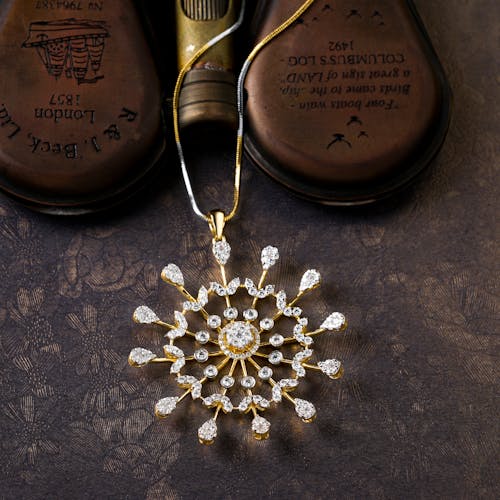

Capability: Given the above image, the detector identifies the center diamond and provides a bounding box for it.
[219,321,260,360]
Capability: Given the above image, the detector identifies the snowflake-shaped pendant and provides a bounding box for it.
[129,238,347,444]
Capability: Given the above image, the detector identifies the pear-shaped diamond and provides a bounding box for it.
[252,415,271,439]
[318,359,342,378]
[133,306,159,324]
[299,269,321,292]
[128,347,156,367]
[294,398,316,422]
[198,419,217,445]
[261,246,279,270]
[212,240,231,265]
[161,264,184,286]
[155,397,178,417]
[321,312,346,331]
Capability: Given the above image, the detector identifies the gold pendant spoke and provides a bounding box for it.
[149,358,170,364]
[219,264,232,309]
[251,269,269,309]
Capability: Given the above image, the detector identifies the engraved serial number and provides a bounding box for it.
[35,1,83,9]
[49,94,81,106]
[328,40,354,51]
[35,1,104,10]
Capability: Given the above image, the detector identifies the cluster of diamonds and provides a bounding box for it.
[129,240,347,445]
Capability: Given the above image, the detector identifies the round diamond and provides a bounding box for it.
[269,334,284,347]
[220,375,235,388]
[269,351,283,365]
[259,318,274,330]
[194,348,209,363]
[218,321,260,360]
[226,323,253,348]
[241,376,256,389]
[195,330,210,344]
[204,365,218,378]
[258,366,273,380]
[207,315,222,329]
[224,307,238,320]
[243,309,258,321]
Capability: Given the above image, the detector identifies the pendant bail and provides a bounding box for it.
[209,210,226,241]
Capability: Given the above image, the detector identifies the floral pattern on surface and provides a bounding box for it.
[4,287,60,357]
[2,396,59,467]
[57,228,152,298]
[66,304,122,375]
[0,1,498,497]
[66,410,180,498]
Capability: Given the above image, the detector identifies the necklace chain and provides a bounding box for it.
[172,0,316,228]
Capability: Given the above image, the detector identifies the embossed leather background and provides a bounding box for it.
[0,1,498,499]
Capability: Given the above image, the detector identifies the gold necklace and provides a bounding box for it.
[128,0,348,445]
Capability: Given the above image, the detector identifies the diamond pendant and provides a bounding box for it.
[129,216,347,444]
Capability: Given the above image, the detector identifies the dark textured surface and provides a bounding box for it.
[0,1,498,499]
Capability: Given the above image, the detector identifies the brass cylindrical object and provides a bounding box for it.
[176,0,239,131]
